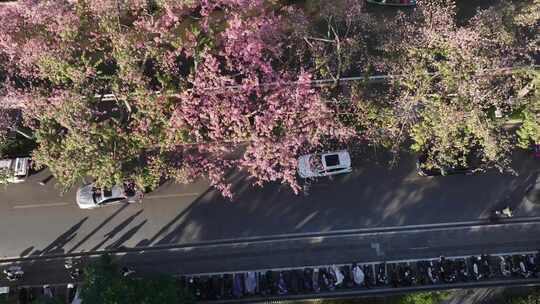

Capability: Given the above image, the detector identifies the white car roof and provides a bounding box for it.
[0,159,12,170]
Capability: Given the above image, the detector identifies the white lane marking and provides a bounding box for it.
[12,202,71,209]
[145,193,199,200]
[151,220,540,253]
[294,211,318,229]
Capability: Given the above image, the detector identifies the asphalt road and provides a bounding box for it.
[0,151,539,262]
[2,216,540,287]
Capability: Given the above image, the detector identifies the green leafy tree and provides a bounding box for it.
[32,297,64,304]
[508,291,540,304]
[81,255,194,304]
[399,291,449,304]
[381,0,536,171]
[516,69,540,148]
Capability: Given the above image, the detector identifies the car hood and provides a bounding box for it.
[76,185,96,209]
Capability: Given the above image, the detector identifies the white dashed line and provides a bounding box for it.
[12,202,71,209]
[145,193,200,199]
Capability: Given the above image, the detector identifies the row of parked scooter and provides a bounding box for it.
[181,252,540,301]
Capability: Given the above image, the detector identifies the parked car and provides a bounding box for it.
[0,157,30,184]
[366,0,416,7]
[297,150,352,178]
[416,153,485,176]
[76,182,143,209]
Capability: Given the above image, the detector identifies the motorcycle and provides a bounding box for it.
[457,259,469,282]
[352,264,365,286]
[277,272,288,295]
[376,263,388,285]
[294,269,306,293]
[187,276,201,300]
[121,266,135,278]
[438,256,449,283]
[303,268,313,291]
[471,256,482,281]
[320,268,333,291]
[232,273,244,298]
[222,274,233,298]
[42,285,53,299]
[396,264,407,286]
[244,271,257,295]
[258,271,271,296]
[388,263,400,288]
[499,256,511,277]
[363,264,376,287]
[536,251,540,275]
[287,270,301,294]
[330,265,344,287]
[427,261,438,284]
[65,259,82,280]
[480,254,494,279]
[416,261,428,285]
[362,265,371,288]
[312,268,321,293]
[402,263,416,286]
[341,265,354,288]
[526,254,538,277]
[198,275,211,300]
[210,275,224,300]
[18,287,34,304]
[4,266,24,282]
[446,259,458,283]
[518,255,531,278]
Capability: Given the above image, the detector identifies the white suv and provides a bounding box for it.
[0,157,30,184]
[297,150,352,178]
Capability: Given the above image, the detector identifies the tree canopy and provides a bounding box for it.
[0,0,538,196]
[81,255,194,304]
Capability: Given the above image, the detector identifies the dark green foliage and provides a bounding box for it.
[80,255,194,304]
[0,134,36,158]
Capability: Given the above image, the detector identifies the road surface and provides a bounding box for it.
[0,151,539,261]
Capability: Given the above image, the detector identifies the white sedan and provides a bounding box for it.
[297,150,352,178]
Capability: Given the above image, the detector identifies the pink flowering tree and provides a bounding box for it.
[0,0,351,196]
[166,1,351,196]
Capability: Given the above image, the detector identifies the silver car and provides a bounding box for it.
[76,183,142,209]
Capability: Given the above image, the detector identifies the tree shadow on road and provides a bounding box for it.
[67,204,129,253]
[19,246,34,257]
[90,210,144,251]
[140,186,217,247]
[31,217,89,256]
[106,220,148,250]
